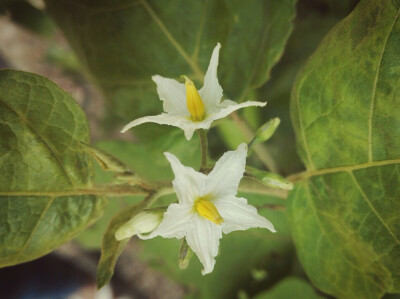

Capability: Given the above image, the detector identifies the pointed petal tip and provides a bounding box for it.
[266,222,276,233]
[183,128,195,140]
[120,125,130,133]
[151,74,161,81]
[163,151,175,160]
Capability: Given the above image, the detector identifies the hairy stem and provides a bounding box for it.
[197,129,208,171]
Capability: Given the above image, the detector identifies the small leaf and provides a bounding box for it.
[289,0,400,297]
[82,143,134,174]
[0,70,105,267]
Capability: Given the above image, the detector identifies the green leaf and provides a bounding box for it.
[253,277,323,299]
[289,0,400,298]
[44,0,296,124]
[0,69,105,267]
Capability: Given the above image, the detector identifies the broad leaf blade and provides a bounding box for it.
[0,70,105,267]
[289,0,400,298]
[44,0,296,123]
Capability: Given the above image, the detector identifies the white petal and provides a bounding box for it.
[205,143,248,198]
[215,196,276,234]
[138,203,194,239]
[164,152,207,203]
[152,75,189,116]
[186,216,222,275]
[199,43,223,111]
[121,114,189,133]
[209,100,267,122]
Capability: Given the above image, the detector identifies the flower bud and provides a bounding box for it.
[247,167,293,190]
[179,239,193,270]
[249,118,280,149]
[115,211,163,241]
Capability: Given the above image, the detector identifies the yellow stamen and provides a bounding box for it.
[183,76,205,122]
[195,197,224,225]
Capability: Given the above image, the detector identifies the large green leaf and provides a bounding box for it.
[289,0,400,298]
[44,0,296,125]
[0,70,105,267]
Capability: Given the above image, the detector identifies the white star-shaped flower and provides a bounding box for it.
[139,143,276,275]
[121,43,267,140]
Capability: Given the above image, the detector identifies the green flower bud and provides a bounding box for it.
[249,118,280,149]
[115,211,164,241]
[247,167,293,190]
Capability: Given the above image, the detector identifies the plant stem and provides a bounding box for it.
[230,112,279,173]
[0,183,172,198]
[1,178,287,200]
[256,203,286,211]
[197,129,208,171]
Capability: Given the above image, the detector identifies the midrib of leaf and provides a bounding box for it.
[139,0,205,79]
[0,96,76,189]
[368,9,400,162]
[289,158,400,181]
[0,186,149,197]
[349,172,400,246]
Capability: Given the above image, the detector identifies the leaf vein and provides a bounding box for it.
[368,9,400,162]
[139,0,204,79]
[0,97,76,188]
[349,172,400,246]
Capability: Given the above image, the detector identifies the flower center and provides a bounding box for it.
[183,76,205,122]
[194,196,223,225]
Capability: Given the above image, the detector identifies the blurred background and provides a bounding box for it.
[0,0,360,298]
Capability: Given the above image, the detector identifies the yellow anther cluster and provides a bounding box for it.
[195,197,224,225]
[184,76,205,122]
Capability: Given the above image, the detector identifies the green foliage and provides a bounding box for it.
[76,132,201,249]
[253,277,323,299]
[44,0,296,127]
[85,135,199,286]
[0,70,105,267]
[138,196,293,298]
[288,0,400,298]
[2,0,399,297]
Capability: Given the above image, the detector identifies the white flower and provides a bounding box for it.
[139,143,276,275]
[121,43,267,140]
[115,211,163,241]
